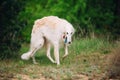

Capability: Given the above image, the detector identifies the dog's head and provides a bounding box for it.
[62,26,75,45]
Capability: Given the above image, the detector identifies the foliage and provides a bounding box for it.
[19,0,86,42]
[18,0,119,42]
[86,0,115,35]
[0,0,26,59]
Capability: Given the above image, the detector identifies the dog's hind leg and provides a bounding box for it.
[30,37,44,64]
[30,47,38,64]
[21,37,44,64]
[46,42,56,63]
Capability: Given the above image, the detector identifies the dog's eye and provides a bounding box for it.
[71,32,73,35]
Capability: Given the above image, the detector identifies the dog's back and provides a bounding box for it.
[32,16,72,32]
[32,16,59,32]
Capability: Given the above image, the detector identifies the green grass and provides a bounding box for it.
[70,38,111,54]
[0,38,113,80]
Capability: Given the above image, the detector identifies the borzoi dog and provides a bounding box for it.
[21,16,75,65]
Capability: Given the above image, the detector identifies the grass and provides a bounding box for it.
[0,38,114,80]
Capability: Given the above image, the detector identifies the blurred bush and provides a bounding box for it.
[18,0,119,42]
[0,0,26,59]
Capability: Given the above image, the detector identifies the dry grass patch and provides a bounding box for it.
[106,46,120,79]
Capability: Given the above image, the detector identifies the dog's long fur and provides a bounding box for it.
[21,16,75,65]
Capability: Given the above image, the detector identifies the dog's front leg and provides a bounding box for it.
[54,43,60,65]
[31,56,38,64]
[63,44,68,59]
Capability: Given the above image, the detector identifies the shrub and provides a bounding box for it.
[0,0,26,59]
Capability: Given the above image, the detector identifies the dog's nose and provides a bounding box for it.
[68,42,71,44]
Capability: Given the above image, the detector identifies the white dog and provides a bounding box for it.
[21,16,75,65]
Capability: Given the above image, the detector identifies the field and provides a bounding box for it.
[0,38,118,80]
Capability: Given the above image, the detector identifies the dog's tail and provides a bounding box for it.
[21,51,32,60]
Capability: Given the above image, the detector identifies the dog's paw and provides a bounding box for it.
[33,61,38,64]
[62,54,68,59]
[21,53,30,60]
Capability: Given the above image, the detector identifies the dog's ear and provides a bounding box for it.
[63,35,65,39]
[62,32,66,39]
